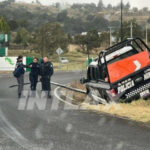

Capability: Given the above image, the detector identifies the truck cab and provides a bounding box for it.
[83,38,150,104]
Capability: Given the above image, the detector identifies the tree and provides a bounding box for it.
[17,19,29,29]
[74,34,87,52]
[83,3,97,12]
[107,4,112,10]
[67,34,73,44]
[86,30,100,53]
[133,7,138,13]
[100,32,110,46]
[116,20,143,41]
[97,0,104,11]
[91,16,109,31]
[35,0,41,5]
[35,22,68,56]
[143,7,149,13]
[114,2,125,11]
[57,10,68,22]
[0,17,10,33]
[55,2,60,9]
[6,0,15,3]
[74,30,100,56]
[14,28,31,48]
[124,2,130,11]
[8,20,19,31]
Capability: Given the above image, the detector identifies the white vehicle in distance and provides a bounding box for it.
[59,57,69,63]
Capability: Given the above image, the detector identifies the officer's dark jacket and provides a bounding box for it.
[39,62,54,77]
[28,62,40,76]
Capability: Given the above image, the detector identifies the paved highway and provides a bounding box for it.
[0,71,150,150]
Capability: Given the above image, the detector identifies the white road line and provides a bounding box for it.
[60,90,75,101]
[54,87,76,107]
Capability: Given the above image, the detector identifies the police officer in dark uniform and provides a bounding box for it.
[28,57,40,91]
[40,57,54,98]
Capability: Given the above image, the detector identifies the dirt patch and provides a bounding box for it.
[0,71,12,74]
[68,44,81,52]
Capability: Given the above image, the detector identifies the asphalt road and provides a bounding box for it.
[0,71,150,150]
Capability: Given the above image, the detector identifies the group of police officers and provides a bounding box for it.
[15,55,54,98]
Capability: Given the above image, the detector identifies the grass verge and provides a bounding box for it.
[8,50,89,71]
[69,81,150,124]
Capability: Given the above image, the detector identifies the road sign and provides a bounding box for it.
[0,47,8,56]
[0,34,10,43]
[56,48,63,55]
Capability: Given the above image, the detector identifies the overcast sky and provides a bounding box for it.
[12,0,150,9]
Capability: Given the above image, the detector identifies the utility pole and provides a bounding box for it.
[121,0,123,41]
[146,24,148,45]
[130,22,133,38]
[108,27,112,46]
[41,31,44,58]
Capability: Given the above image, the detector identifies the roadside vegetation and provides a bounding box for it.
[8,49,90,71]
[69,81,150,124]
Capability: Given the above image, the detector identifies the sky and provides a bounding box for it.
[3,0,150,9]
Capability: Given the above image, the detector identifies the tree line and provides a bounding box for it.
[0,0,150,57]
[0,15,149,57]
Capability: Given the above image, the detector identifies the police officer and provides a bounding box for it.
[15,55,26,98]
[28,57,40,91]
[40,57,54,98]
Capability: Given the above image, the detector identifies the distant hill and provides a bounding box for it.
[0,1,150,34]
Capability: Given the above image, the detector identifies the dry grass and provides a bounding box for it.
[70,82,150,123]
[68,44,81,52]
[83,101,150,123]
[0,71,13,74]
[53,62,86,71]
[8,50,41,58]
[70,81,87,103]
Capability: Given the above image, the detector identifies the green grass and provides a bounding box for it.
[8,50,93,71]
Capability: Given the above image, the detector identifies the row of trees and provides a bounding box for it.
[57,10,111,34]
[0,16,68,56]
[1,16,150,57]
[74,20,150,53]
[11,23,68,56]
[71,0,131,12]
[72,0,150,13]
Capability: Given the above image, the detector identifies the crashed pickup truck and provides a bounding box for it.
[81,38,150,104]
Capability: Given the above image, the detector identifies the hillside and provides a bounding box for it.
[0,1,150,34]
